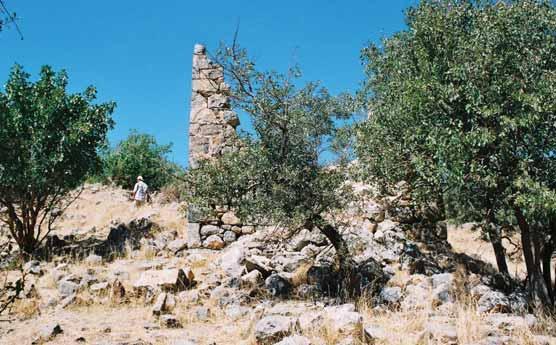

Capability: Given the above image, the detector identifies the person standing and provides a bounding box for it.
[132,176,148,207]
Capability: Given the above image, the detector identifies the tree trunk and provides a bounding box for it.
[489,225,510,276]
[514,207,553,308]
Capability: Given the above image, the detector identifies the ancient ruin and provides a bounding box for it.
[188,43,239,169]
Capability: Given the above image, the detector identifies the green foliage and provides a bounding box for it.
[184,43,355,233]
[357,0,556,304]
[101,131,179,190]
[0,64,115,254]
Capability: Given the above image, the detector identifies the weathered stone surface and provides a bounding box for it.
[203,234,225,249]
[134,268,193,292]
[221,211,241,225]
[380,286,402,304]
[223,230,237,243]
[160,314,182,328]
[265,273,293,297]
[274,335,311,345]
[188,43,238,168]
[58,280,79,297]
[254,315,296,345]
[324,305,363,337]
[186,223,202,249]
[200,224,222,236]
[241,270,263,286]
[478,291,510,313]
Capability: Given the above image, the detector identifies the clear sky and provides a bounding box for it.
[0,0,416,167]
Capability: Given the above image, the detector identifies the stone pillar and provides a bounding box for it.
[188,43,239,169]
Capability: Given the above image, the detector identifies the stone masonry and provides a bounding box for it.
[188,43,239,169]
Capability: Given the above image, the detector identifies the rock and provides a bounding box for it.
[244,255,273,276]
[225,304,251,320]
[58,280,79,297]
[265,273,293,297]
[134,268,193,292]
[222,230,237,243]
[167,239,187,253]
[241,270,263,286]
[208,94,229,109]
[242,225,255,234]
[298,311,324,332]
[203,234,225,249]
[24,260,42,275]
[272,252,310,273]
[402,284,430,310]
[274,335,311,345]
[420,321,457,344]
[90,282,110,294]
[152,293,168,316]
[36,323,63,343]
[59,294,76,308]
[377,219,399,233]
[193,306,211,321]
[160,314,182,328]
[380,286,402,304]
[221,211,241,225]
[431,273,453,289]
[178,290,200,304]
[487,313,537,331]
[200,224,222,236]
[306,265,338,294]
[478,291,510,313]
[254,315,296,345]
[324,305,363,337]
[364,325,388,342]
[219,244,246,278]
[222,111,240,127]
[186,223,202,249]
[111,279,126,304]
[85,254,103,265]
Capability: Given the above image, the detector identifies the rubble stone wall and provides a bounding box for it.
[188,44,239,169]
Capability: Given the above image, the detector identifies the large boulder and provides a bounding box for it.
[478,291,510,313]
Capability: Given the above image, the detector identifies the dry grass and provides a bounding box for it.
[448,223,526,279]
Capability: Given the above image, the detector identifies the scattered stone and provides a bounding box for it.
[134,268,193,292]
[478,291,510,313]
[244,255,273,276]
[152,292,168,316]
[168,239,187,253]
[324,305,363,337]
[242,225,255,234]
[274,335,311,345]
[380,286,402,304]
[160,314,182,328]
[34,323,63,343]
[241,270,263,286]
[254,315,296,345]
[24,260,42,275]
[90,282,110,294]
[193,306,211,321]
[265,273,293,297]
[58,280,79,297]
[85,254,103,265]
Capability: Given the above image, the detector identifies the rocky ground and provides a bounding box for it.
[0,184,555,345]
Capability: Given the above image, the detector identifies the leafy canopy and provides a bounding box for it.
[184,44,355,229]
[100,131,178,190]
[0,64,115,253]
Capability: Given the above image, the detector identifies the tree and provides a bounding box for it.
[0,0,23,39]
[0,65,115,255]
[357,0,556,307]
[184,44,384,297]
[101,131,178,190]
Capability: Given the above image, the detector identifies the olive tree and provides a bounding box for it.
[184,44,384,296]
[357,0,556,307]
[0,65,115,255]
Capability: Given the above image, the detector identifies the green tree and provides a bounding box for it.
[184,44,385,297]
[357,0,556,307]
[0,65,115,255]
[102,131,178,190]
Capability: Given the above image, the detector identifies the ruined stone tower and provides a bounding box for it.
[188,44,239,168]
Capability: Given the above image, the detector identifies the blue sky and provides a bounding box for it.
[0,0,415,167]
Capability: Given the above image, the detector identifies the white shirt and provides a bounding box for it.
[133,181,148,201]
